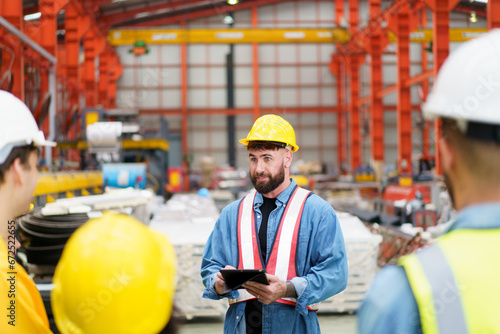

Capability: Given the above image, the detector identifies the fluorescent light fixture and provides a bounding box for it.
[24,12,41,21]
[227,0,239,4]
[223,15,234,25]
[470,11,478,23]
[475,0,488,3]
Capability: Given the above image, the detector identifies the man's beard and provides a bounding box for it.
[250,165,285,195]
[443,171,456,209]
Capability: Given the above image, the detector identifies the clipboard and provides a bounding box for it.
[220,269,269,293]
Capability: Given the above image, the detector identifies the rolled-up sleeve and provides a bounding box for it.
[201,202,240,301]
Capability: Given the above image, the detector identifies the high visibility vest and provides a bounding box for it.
[399,228,500,334]
[228,187,317,310]
[0,239,52,334]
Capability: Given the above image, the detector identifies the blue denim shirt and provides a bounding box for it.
[201,180,348,334]
[358,202,500,334]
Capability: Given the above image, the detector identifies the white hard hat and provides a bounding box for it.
[0,91,55,164]
[423,29,500,140]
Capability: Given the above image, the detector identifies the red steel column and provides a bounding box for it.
[83,29,97,107]
[65,2,79,134]
[424,0,459,175]
[98,47,111,107]
[421,9,430,159]
[83,27,105,108]
[108,53,123,108]
[394,6,412,175]
[252,5,260,121]
[488,0,500,29]
[348,55,362,171]
[336,59,347,173]
[348,0,361,171]
[334,0,347,173]
[330,56,347,173]
[369,0,384,164]
[1,0,24,100]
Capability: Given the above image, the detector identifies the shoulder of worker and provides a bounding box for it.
[358,264,421,334]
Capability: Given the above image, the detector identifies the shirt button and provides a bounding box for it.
[236,316,239,320]
[257,215,261,219]
[283,204,286,207]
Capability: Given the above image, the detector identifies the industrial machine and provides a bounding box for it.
[57,108,170,197]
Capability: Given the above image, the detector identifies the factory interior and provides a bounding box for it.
[1,0,498,333]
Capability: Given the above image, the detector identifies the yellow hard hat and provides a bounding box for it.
[51,213,177,334]
[239,114,299,152]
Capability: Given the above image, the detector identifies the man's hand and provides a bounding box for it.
[215,265,235,295]
[242,274,287,305]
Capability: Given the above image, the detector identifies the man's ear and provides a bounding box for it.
[284,151,293,168]
[439,137,456,173]
[9,158,25,186]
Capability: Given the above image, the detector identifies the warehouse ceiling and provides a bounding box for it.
[21,0,488,31]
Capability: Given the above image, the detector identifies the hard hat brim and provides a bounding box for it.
[239,138,299,152]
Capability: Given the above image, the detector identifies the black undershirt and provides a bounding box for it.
[245,196,277,334]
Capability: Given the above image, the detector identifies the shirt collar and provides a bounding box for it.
[447,202,500,232]
[254,178,298,208]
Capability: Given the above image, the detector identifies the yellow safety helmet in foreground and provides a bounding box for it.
[239,114,299,152]
[51,213,177,334]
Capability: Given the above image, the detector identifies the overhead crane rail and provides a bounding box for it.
[108,27,487,46]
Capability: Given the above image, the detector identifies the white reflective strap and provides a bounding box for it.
[416,245,468,334]
[228,289,256,305]
[240,190,257,269]
[274,188,310,281]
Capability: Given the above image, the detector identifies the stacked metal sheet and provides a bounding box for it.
[318,212,382,313]
[149,193,227,319]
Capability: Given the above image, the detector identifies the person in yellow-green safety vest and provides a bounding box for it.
[0,91,56,334]
[358,29,500,333]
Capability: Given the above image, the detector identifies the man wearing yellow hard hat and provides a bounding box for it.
[201,114,348,333]
[0,91,55,334]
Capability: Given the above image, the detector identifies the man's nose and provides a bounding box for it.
[255,160,266,174]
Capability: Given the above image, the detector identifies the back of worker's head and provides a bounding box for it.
[52,213,177,334]
[0,91,54,185]
[423,29,500,186]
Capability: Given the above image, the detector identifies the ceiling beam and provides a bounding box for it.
[119,0,293,28]
[100,0,212,28]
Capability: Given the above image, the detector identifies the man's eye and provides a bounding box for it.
[265,157,271,161]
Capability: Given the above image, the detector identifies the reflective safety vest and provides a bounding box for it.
[228,187,317,310]
[399,228,500,334]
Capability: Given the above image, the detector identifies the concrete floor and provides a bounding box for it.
[179,314,357,334]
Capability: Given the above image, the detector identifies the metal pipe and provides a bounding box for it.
[46,66,57,170]
[0,16,57,63]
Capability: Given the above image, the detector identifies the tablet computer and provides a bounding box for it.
[220,269,270,292]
